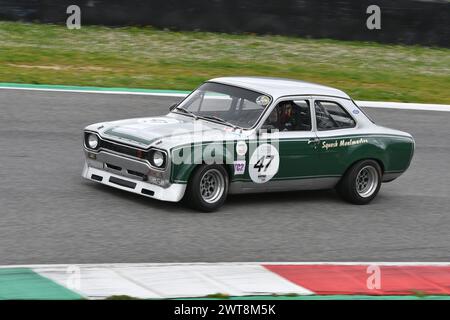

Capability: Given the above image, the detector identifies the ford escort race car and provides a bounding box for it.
[82,77,415,211]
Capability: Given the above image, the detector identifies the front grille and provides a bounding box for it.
[100,140,148,159]
[105,163,122,171]
[84,132,167,171]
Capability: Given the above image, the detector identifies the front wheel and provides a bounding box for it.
[336,160,382,205]
[184,164,229,212]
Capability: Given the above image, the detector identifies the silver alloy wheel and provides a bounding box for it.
[200,168,225,204]
[355,165,379,198]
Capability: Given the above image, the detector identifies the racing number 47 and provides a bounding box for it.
[254,155,274,173]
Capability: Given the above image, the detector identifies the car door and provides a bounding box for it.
[312,97,359,177]
[257,97,320,182]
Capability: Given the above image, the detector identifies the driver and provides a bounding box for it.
[278,101,298,131]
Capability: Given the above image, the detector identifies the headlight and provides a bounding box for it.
[150,150,165,168]
[87,134,99,149]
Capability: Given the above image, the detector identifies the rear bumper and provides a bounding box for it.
[82,162,186,202]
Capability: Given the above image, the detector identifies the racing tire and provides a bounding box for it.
[184,164,229,212]
[336,159,382,205]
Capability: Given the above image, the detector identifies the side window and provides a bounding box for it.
[315,101,356,131]
[263,100,311,131]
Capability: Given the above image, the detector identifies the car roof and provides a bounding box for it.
[208,76,351,100]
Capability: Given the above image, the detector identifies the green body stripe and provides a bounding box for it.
[170,134,413,183]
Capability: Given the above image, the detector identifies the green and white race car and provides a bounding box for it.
[82,77,415,211]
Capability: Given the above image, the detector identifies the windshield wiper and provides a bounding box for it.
[200,115,240,130]
[174,107,198,120]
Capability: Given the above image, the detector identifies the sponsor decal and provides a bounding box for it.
[256,95,271,106]
[233,160,246,175]
[322,138,369,150]
[236,141,248,156]
[249,144,280,183]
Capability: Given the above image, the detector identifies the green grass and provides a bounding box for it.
[0,21,449,103]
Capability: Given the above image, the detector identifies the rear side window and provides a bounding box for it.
[315,101,356,131]
[351,99,375,123]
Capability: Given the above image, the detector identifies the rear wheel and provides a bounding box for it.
[184,164,229,212]
[336,160,382,205]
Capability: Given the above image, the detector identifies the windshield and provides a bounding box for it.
[174,82,272,129]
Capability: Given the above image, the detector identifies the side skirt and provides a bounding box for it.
[229,177,341,194]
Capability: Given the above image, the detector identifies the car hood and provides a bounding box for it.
[86,114,246,149]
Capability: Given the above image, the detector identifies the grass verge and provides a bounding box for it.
[0,21,449,103]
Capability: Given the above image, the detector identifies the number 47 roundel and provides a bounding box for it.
[249,144,280,184]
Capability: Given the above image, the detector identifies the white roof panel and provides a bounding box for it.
[209,76,350,100]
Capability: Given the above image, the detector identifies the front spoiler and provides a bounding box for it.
[82,163,186,202]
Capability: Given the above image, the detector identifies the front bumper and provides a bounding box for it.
[82,154,186,203]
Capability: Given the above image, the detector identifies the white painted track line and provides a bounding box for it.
[0,86,188,97]
[357,101,450,112]
[0,85,449,112]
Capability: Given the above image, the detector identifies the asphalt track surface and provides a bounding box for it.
[0,89,449,265]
